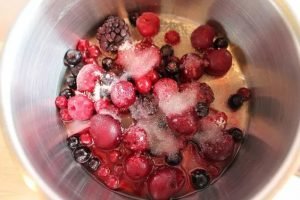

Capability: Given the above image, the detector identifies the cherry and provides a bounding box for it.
[76,64,103,92]
[124,154,153,180]
[167,110,198,135]
[205,49,232,76]
[111,81,136,108]
[180,53,204,81]
[191,24,215,50]
[136,12,160,37]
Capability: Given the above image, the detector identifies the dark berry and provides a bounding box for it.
[70,63,84,77]
[228,94,244,110]
[64,49,82,67]
[96,16,130,52]
[165,152,182,166]
[166,61,179,74]
[213,37,229,49]
[227,127,244,142]
[128,11,140,26]
[102,57,114,71]
[195,102,209,117]
[205,49,232,76]
[86,157,101,171]
[237,87,251,101]
[66,75,77,89]
[60,88,75,99]
[191,25,215,50]
[164,30,180,45]
[67,135,80,150]
[160,44,174,58]
[191,169,210,190]
[73,146,91,164]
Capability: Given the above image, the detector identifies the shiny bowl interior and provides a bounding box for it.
[1,0,300,199]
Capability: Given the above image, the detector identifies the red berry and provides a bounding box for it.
[199,82,215,104]
[76,39,90,52]
[79,132,93,145]
[94,98,111,113]
[76,64,103,92]
[104,174,119,189]
[191,25,215,50]
[55,96,68,109]
[180,53,204,81]
[84,57,98,65]
[97,165,110,178]
[199,109,228,130]
[148,167,185,200]
[68,95,94,121]
[124,154,153,180]
[153,78,178,101]
[167,110,198,135]
[89,114,122,150]
[146,70,160,83]
[135,76,152,94]
[109,150,121,163]
[123,126,148,151]
[205,49,232,76]
[164,30,180,45]
[201,134,234,161]
[111,81,136,108]
[237,87,251,101]
[59,108,73,121]
[136,12,160,37]
[87,45,101,58]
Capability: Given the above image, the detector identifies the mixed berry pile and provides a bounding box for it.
[55,11,251,200]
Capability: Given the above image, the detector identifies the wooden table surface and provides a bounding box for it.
[0,1,299,200]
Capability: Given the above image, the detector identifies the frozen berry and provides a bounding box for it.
[180,53,204,81]
[109,150,121,163]
[96,16,130,52]
[164,30,180,45]
[86,157,101,171]
[102,57,114,71]
[165,152,182,166]
[153,78,178,101]
[66,75,77,89]
[94,98,113,113]
[199,109,228,130]
[213,37,229,49]
[64,49,82,67]
[55,96,68,109]
[195,102,209,118]
[190,169,210,190]
[76,64,103,92]
[60,88,75,99]
[148,167,185,200]
[128,11,140,26]
[167,110,198,136]
[87,45,101,58]
[135,76,152,94]
[227,127,244,142]
[97,165,110,178]
[123,126,148,151]
[228,94,244,110]
[67,135,80,150]
[90,114,122,150]
[136,12,160,37]
[199,83,215,104]
[146,70,160,83]
[80,132,93,145]
[68,95,94,121]
[201,134,234,161]
[124,154,153,180]
[205,49,232,76]
[191,25,215,50]
[111,81,136,108]
[105,175,119,189]
[76,39,90,52]
[59,108,73,121]
[237,87,251,101]
[160,44,174,58]
[73,146,92,164]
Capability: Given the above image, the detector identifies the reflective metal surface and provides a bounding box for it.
[1,0,300,200]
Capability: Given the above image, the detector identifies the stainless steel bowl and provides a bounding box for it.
[1,0,300,199]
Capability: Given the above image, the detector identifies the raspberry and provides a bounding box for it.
[123,125,148,151]
[76,39,90,52]
[153,78,178,101]
[136,12,160,37]
[87,45,101,58]
[67,95,94,121]
[205,49,232,76]
[167,110,198,135]
[111,81,136,108]
[124,154,153,180]
[164,30,180,45]
[135,76,152,94]
[148,166,185,200]
[76,64,103,92]
[180,53,204,82]
[96,16,130,52]
[59,108,73,121]
[55,96,68,109]
[191,25,215,50]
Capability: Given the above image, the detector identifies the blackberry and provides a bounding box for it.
[97,16,130,52]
